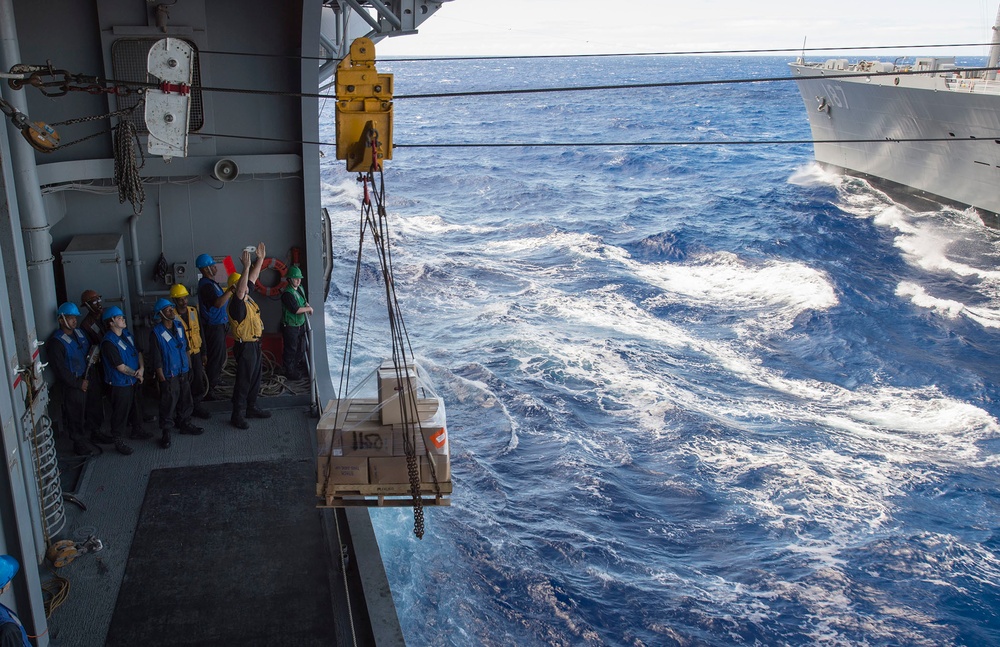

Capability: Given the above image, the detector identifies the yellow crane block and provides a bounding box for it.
[335,37,393,172]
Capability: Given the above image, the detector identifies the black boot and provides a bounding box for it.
[246,406,271,419]
[159,432,171,449]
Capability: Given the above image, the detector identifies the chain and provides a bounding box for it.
[113,115,145,215]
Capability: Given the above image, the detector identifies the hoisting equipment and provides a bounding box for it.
[320,39,448,539]
[334,37,393,172]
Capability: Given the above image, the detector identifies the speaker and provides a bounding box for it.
[212,158,239,182]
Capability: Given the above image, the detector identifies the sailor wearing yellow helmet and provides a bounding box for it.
[227,243,271,429]
[170,283,211,419]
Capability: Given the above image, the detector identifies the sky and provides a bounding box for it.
[373,0,1000,58]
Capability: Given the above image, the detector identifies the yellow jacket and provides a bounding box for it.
[178,306,203,355]
[229,297,263,342]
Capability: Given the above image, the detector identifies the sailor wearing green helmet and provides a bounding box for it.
[280,264,313,381]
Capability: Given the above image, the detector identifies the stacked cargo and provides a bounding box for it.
[316,362,452,507]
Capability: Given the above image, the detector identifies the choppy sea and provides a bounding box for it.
[317,56,1000,646]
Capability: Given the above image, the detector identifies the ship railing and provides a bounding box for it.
[945,76,1000,95]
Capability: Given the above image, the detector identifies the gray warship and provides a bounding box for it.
[0,1,449,644]
[789,6,1000,221]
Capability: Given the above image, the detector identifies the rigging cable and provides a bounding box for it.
[363,140,426,539]
[196,130,1000,150]
[322,137,427,538]
[194,40,1000,63]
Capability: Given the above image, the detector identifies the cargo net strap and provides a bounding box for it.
[327,144,426,538]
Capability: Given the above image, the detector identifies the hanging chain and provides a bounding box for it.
[113,114,145,215]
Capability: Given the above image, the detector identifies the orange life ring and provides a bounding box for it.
[254,257,288,297]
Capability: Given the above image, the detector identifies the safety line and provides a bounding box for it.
[393,66,1000,99]
[198,131,1000,149]
[195,41,998,63]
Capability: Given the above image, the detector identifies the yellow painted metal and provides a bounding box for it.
[335,37,393,172]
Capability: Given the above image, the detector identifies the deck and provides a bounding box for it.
[43,387,403,646]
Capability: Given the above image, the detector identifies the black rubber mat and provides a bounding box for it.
[106,460,336,646]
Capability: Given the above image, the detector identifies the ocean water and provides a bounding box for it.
[318,56,1000,646]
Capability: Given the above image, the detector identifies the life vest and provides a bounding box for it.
[178,306,202,355]
[198,276,228,326]
[52,328,90,378]
[0,603,31,647]
[80,312,105,346]
[153,320,190,378]
[102,329,139,387]
[281,284,307,327]
[229,296,263,342]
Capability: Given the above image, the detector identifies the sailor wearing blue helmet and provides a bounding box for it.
[148,298,204,449]
[0,555,31,646]
[100,307,152,455]
[196,253,234,400]
[47,303,100,456]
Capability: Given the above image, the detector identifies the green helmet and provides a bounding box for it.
[286,265,303,279]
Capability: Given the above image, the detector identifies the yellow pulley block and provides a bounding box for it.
[21,120,60,153]
[335,37,392,172]
[45,540,78,568]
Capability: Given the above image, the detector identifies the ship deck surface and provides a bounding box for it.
[42,393,354,645]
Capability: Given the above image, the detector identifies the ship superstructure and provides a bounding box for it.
[0,1,449,644]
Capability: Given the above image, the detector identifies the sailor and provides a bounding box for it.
[78,289,111,444]
[0,555,32,646]
[227,243,272,429]
[279,265,313,381]
[196,253,234,401]
[47,303,100,456]
[100,307,152,455]
[149,298,204,449]
[170,283,211,419]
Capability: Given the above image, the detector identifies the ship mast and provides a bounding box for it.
[988,4,1000,80]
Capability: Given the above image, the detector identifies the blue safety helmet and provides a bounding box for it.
[154,297,173,314]
[0,555,18,588]
[102,306,124,321]
[57,302,81,318]
[195,254,215,269]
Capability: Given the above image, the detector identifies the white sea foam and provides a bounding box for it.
[838,190,1000,327]
[636,251,838,331]
[787,162,842,188]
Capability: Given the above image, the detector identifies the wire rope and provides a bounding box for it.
[198,40,1000,63]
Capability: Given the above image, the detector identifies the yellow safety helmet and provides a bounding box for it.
[227,272,242,288]
[169,283,189,298]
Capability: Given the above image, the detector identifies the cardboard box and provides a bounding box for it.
[318,400,386,456]
[380,395,440,426]
[317,456,369,488]
[369,456,412,484]
[420,455,451,484]
[340,424,393,457]
[391,425,448,456]
[377,364,416,402]
[319,399,380,428]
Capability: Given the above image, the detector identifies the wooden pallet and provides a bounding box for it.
[316,481,452,508]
